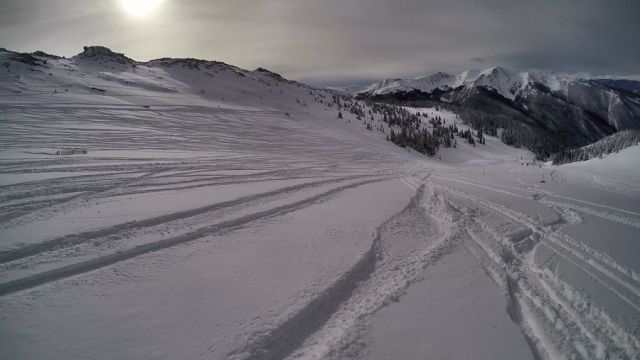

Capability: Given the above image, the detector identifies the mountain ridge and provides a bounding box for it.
[2,45,292,84]
[352,66,640,158]
[356,66,640,100]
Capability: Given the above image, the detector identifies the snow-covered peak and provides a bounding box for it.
[361,72,456,96]
[357,66,621,100]
[359,67,531,98]
[526,71,581,94]
[458,67,525,99]
[412,72,456,90]
[413,71,454,82]
[362,78,408,94]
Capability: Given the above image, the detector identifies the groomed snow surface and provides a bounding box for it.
[1,52,639,360]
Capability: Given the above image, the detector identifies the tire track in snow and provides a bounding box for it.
[464,209,599,360]
[0,192,88,223]
[105,175,323,197]
[115,167,321,193]
[440,178,640,284]
[542,235,640,302]
[540,198,640,229]
[229,218,381,360]
[271,183,462,360]
[436,180,640,359]
[463,220,561,360]
[547,194,640,218]
[434,174,640,229]
[443,197,558,360]
[231,184,433,360]
[0,168,170,227]
[528,258,640,355]
[446,180,640,303]
[432,180,640,299]
[538,242,640,313]
[0,175,373,264]
[433,174,532,198]
[0,177,388,296]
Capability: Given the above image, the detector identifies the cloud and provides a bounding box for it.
[1,0,639,85]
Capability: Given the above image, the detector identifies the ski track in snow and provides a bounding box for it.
[0,174,375,265]
[427,177,640,360]
[0,177,394,296]
[280,182,463,360]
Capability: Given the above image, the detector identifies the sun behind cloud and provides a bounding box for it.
[117,0,165,17]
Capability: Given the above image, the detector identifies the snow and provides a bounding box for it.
[356,66,624,101]
[1,48,639,360]
[364,247,535,360]
[560,145,640,195]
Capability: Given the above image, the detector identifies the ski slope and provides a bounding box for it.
[1,48,639,360]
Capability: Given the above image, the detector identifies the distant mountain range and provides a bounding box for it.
[349,67,640,152]
[356,67,639,99]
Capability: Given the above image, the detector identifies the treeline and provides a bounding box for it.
[322,93,492,157]
[363,91,576,160]
[456,108,565,160]
[367,103,484,156]
[552,130,640,164]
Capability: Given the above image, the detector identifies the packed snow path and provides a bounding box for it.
[1,50,639,359]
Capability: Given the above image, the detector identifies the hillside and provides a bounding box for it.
[355,67,640,159]
[0,46,403,157]
[1,47,639,360]
[553,130,640,164]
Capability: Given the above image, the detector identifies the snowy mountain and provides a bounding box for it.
[355,67,640,154]
[357,66,639,102]
[360,71,457,97]
[2,46,640,360]
[553,129,640,164]
[0,45,344,129]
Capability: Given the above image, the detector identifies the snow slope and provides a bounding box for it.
[1,48,639,360]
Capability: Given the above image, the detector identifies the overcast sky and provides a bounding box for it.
[1,0,639,86]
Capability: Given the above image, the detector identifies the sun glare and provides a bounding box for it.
[118,0,165,17]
